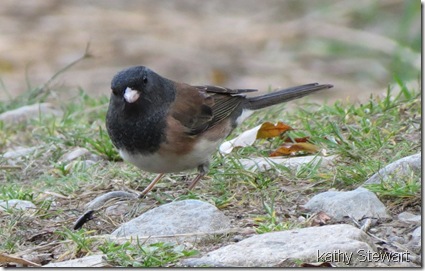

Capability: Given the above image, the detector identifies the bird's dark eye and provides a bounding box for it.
[112,88,121,96]
[142,76,148,84]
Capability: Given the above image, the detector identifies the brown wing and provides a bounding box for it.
[170,84,257,135]
[194,85,257,95]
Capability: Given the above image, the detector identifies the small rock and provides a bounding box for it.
[0,103,63,124]
[2,146,38,166]
[3,146,37,159]
[182,224,377,267]
[397,212,421,225]
[411,226,421,239]
[22,253,53,266]
[239,155,336,172]
[406,226,421,255]
[105,202,131,217]
[59,147,101,163]
[231,235,244,242]
[304,187,390,221]
[0,199,36,212]
[297,216,306,223]
[112,200,231,243]
[43,254,110,267]
[363,153,421,186]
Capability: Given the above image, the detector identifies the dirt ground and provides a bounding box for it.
[0,0,420,105]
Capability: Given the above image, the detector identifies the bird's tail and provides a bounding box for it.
[246,83,333,110]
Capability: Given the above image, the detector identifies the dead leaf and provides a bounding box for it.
[283,136,310,143]
[256,121,292,139]
[306,211,332,227]
[219,121,293,154]
[270,142,320,156]
[0,253,41,267]
[219,124,263,154]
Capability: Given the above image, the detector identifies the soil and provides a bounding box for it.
[0,0,419,104]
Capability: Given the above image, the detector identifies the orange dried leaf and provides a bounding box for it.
[257,122,292,139]
[270,142,320,157]
[283,136,311,143]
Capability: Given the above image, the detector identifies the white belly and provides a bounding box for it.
[118,138,220,173]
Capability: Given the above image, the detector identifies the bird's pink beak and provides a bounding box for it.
[123,87,140,103]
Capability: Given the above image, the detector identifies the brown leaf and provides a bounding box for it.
[256,122,292,139]
[310,211,332,226]
[270,142,320,156]
[283,136,310,143]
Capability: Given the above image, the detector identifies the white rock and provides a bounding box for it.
[112,200,231,243]
[304,187,390,221]
[0,103,63,124]
[43,254,110,267]
[105,202,131,217]
[397,211,421,225]
[407,226,421,256]
[0,199,36,212]
[59,147,101,163]
[363,153,421,185]
[182,224,377,267]
[3,146,37,159]
[411,226,421,239]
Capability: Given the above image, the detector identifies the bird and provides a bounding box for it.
[106,66,333,197]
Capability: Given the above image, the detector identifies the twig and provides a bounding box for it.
[25,42,93,103]
[41,42,93,90]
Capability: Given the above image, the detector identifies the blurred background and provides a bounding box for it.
[0,0,421,104]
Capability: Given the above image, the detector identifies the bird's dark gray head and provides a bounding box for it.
[110,66,175,105]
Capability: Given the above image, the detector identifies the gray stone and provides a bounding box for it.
[407,226,421,255]
[411,226,421,239]
[239,155,336,172]
[363,153,421,186]
[2,146,37,159]
[0,199,36,212]
[182,224,377,267]
[397,211,421,225]
[112,200,231,242]
[0,103,63,124]
[105,202,131,217]
[2,146,39,166]
[59,147,101,163]
[304,187,390,221]
[43,254,110,267]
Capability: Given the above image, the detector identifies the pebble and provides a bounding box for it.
[0,199,36,212]
[304,187,390,221]
[363,153,421,186]
[0,103,63,124]
[112,199,232,244]
[397,211,421,225]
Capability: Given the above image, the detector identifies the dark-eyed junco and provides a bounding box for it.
[106,66,333,196]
